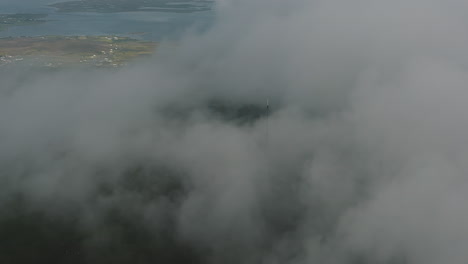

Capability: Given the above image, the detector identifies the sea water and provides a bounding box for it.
[0,2,213,40]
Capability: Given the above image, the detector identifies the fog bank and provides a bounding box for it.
[2,0,468,263]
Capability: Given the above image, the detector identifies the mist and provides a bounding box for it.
[2,0,468,263]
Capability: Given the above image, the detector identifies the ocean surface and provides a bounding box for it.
[0,2,214,40]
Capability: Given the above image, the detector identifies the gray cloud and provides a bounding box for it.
[1,0,468,263]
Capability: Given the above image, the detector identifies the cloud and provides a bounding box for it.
[2,0,468,263]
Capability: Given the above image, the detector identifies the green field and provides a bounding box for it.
[0,35,157,68]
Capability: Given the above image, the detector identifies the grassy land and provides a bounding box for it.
[0,35,157,68]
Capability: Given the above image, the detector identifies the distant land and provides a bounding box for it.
[49,0,212,13]
[0,36,156,68]
[0,14,48,31]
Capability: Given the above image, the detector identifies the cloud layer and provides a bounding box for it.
[2,0,468,263]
